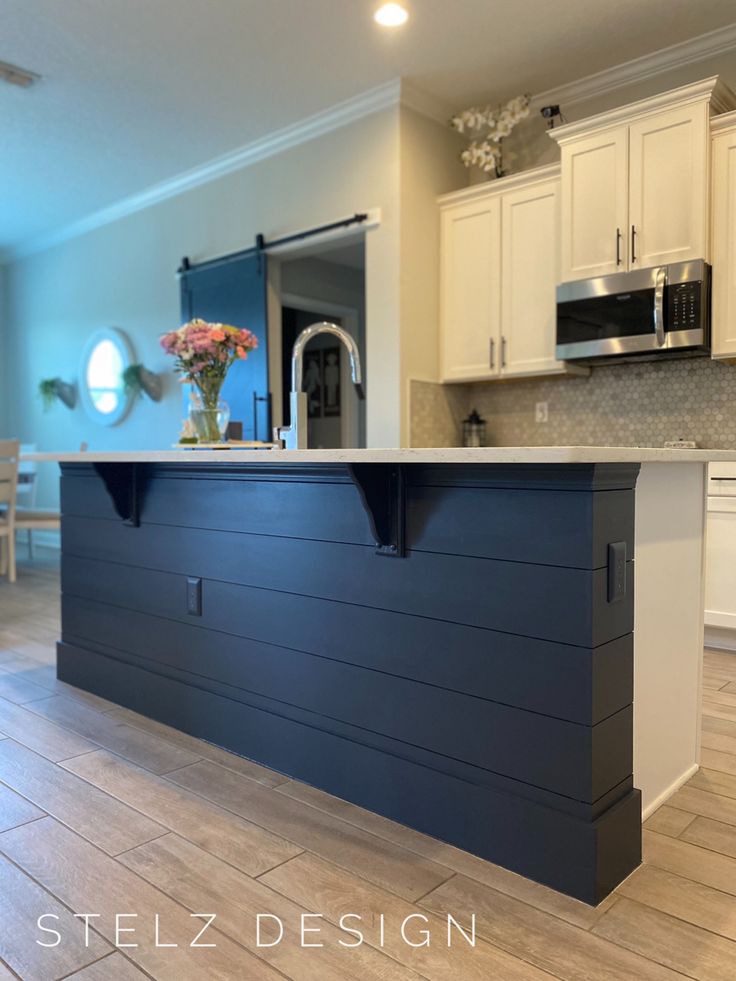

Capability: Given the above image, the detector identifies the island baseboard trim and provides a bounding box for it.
[57,638,642,905]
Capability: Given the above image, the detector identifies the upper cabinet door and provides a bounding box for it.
[560,128,629,282]
[440,196,501,382]
[501,178,563,376]
[711,123,736,358]
[628,104,708,270]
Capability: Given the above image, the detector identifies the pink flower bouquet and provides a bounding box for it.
[161,318,258,441]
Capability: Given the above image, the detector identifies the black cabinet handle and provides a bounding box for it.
[501,337,507,369]
[631,225,637,264]
[489,338,495,370]
[616,227,622,265]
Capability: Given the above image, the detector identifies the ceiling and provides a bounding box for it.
[2,0,736,254]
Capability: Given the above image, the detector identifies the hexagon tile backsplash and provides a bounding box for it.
[410,357,736,448]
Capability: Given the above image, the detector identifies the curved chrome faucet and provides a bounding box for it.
[276,321,364,450]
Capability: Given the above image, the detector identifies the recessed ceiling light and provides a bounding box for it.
[374,3,409,27]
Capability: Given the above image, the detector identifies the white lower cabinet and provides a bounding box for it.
[439,165,572,383]
[706,463,736,643]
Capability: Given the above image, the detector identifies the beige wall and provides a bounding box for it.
[398,107,466,445]
[4,107,403,506]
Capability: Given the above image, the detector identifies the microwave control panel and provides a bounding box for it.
[668,281,701,331]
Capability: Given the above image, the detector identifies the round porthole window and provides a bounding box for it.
[80,328,135,425]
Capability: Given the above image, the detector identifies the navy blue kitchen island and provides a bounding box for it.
[50,451,648,905]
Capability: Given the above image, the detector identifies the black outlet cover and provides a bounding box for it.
[186,576,202,616]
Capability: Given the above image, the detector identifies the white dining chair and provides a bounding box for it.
[0,440,20,583]
[17,442,38,557]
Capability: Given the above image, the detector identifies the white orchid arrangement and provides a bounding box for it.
[451,94,531,179]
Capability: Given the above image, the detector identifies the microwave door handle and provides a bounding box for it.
[653,266,667,347]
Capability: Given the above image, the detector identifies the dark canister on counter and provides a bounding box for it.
[462,408,486,447]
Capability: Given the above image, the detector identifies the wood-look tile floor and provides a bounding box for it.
[1,551,736,979]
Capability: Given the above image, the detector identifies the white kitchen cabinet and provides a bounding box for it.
[439,195,501,382]
[439,165,575,383]
[628,104,709,269]
[501,177,564,376]
[705,462,736,649]
[560,128,629,281]
[553,77,732,283]
[711,112,736,358]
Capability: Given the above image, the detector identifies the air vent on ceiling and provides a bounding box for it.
[0,60,41,88]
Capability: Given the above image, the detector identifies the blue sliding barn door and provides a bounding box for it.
[180,251,270,440]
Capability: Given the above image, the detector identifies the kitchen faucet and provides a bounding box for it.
[275,321,365,450]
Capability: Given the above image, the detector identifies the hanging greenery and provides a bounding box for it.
[38,378,76,410]
[122,363,163,402]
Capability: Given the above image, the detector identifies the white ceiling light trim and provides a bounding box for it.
[374,3,409,28]
[4,79,402,263]
[531,21,736,110]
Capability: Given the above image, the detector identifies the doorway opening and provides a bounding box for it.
[275,235,366,449]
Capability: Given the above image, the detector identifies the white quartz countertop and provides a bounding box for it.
[24,446,736,464]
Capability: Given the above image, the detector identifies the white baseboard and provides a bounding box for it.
[705,609,736,629]
[642,763,699,822]
[704,625,736,652]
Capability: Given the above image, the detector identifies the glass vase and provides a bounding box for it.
[189,399,230,443]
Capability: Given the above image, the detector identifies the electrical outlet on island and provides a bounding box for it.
[535,402,549,424]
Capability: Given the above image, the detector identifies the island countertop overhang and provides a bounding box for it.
[24,445,736,464]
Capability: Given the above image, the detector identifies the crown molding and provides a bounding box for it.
[711,108,736,133]
[3,79,403,264]
[549,75,736,144]
[532,22,736,112]
[438,163,561,207]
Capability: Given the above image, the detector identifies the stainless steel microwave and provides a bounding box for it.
[556,260,711,363]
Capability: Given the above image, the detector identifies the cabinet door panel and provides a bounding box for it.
[705,504,736,630]
[440,197,501,381]
[560,128,628,282]
[501,179,563,376]
[711,126,736,358]
[628,104,708,269]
